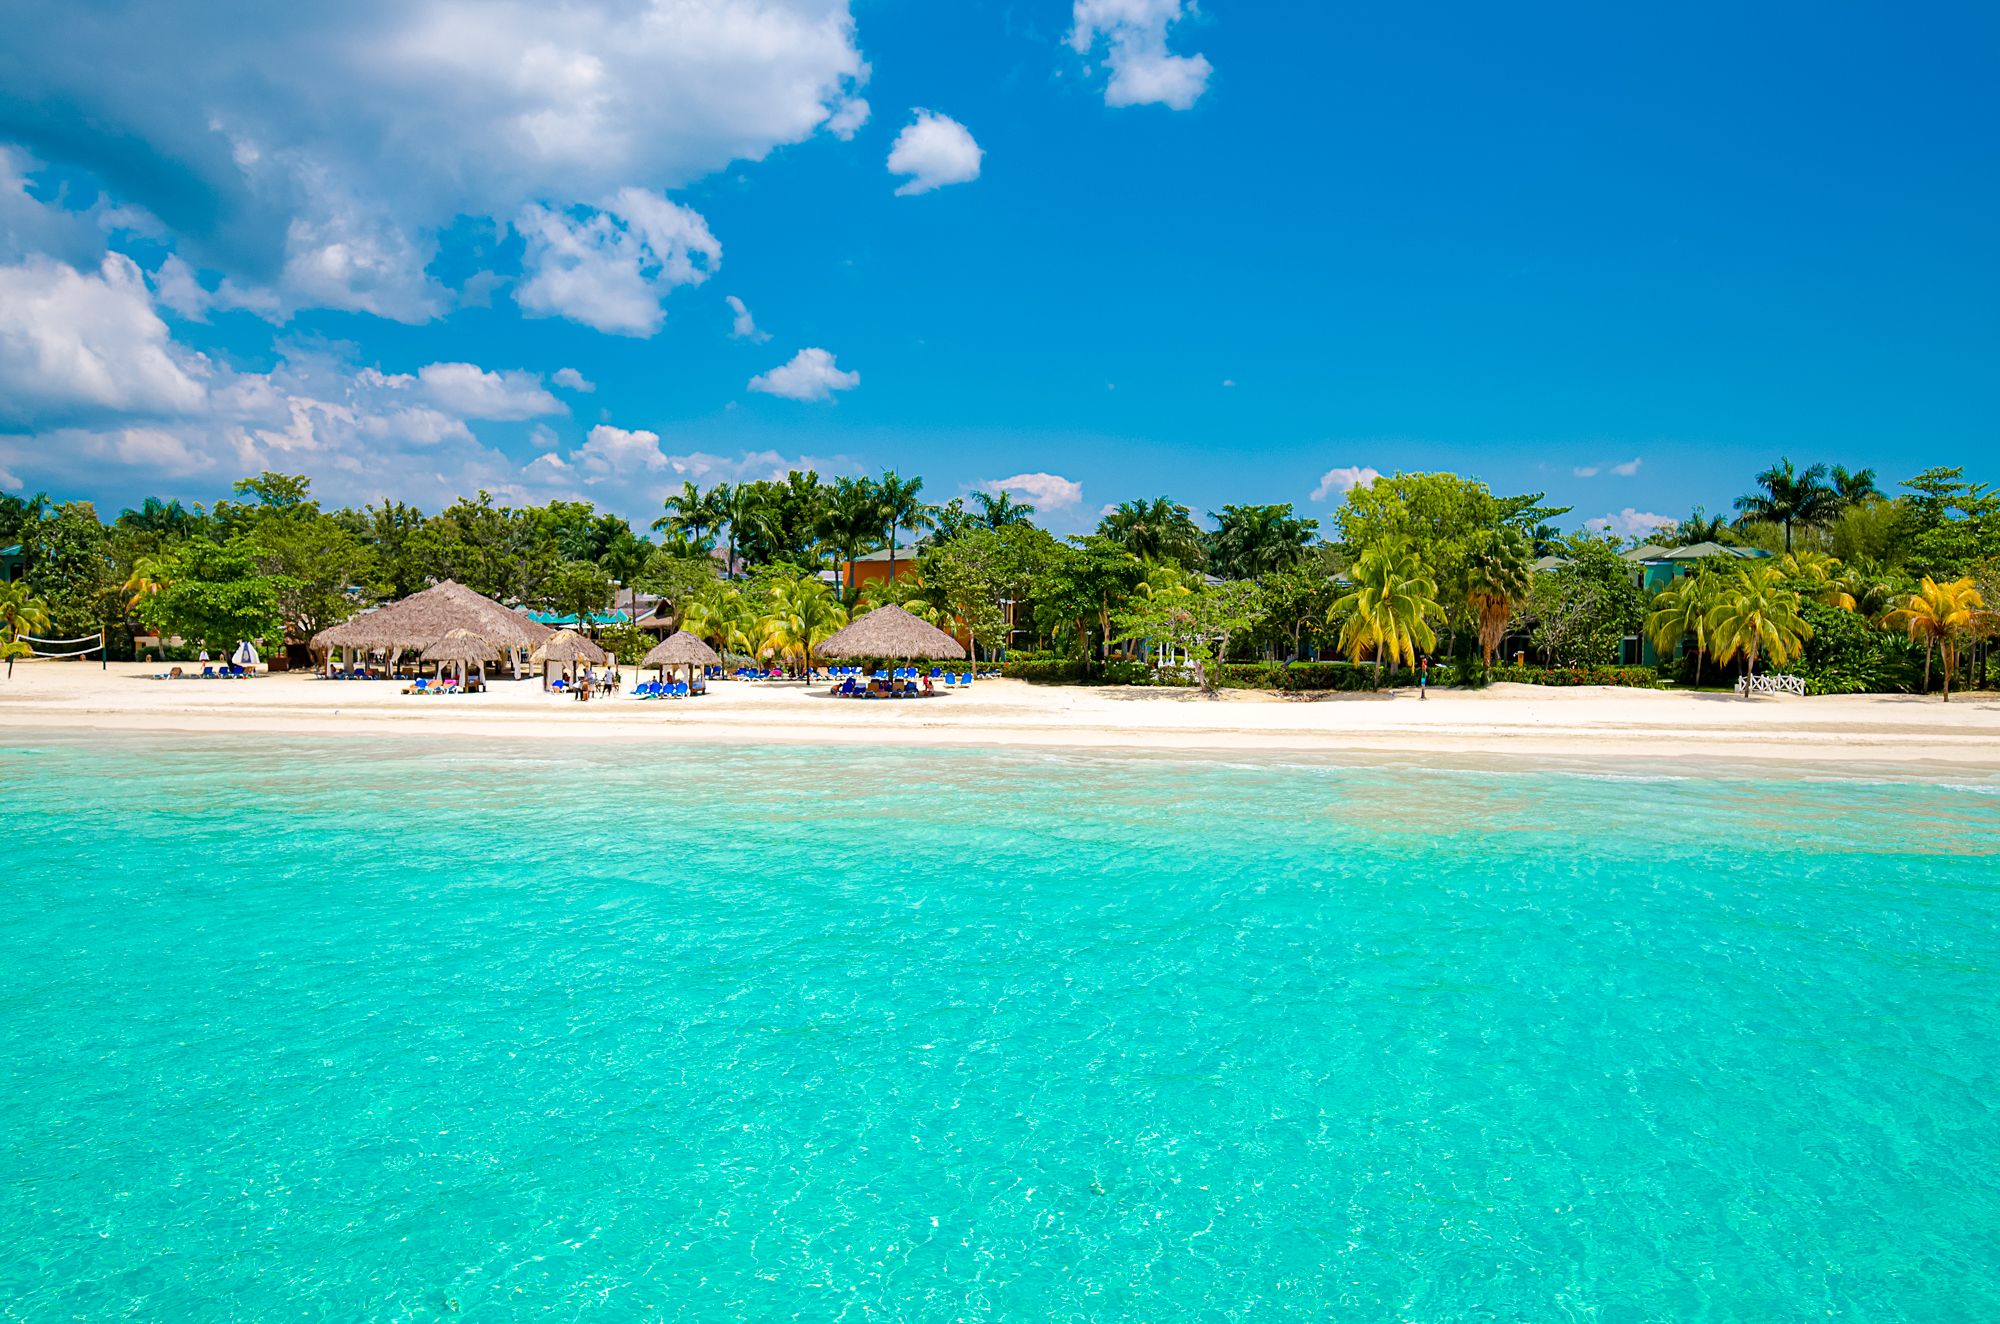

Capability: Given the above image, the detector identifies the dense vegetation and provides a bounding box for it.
[1,457,1994,696]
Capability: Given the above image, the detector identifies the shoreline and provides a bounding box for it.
[4,662,1998,771]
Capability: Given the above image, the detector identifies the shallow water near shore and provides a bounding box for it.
[3,735,1998,1321]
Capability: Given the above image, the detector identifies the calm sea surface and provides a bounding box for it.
[2,736,1997,1321]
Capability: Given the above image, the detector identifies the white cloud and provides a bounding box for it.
[1311,465,1381,501]
[1610,457,1642,477]
[1221,378,1235,387]
[1586,508,1676,539]
[747,347,858,402]
[1574,456,1642,479]
[575,423,669,478]
[529,423,561,450]
[725,294,770,342]
[825,97,871,140]
[0,253,209,424]
[984,472,1083,509]
[552,367,594,392]
[0,1,869,318]
[0,463,19,491]
[150,254,284,323]
[886,110,983,196]
[415,362,562,419]
[1069,0,1212,110]
[515,189,720,336]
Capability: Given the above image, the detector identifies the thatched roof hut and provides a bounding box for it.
[531,628,610,667]
[313,580,552,654]
[817,604,966,660]
[641,630,721,669]
[421,628,501,664]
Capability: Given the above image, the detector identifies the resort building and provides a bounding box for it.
[0,542,21,583]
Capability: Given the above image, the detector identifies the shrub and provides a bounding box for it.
[1487,664,1661,688]
[1217,661,1385,691]
[597,624,655,666]
[1001,658,1098,683]
[1102,660,1151,686]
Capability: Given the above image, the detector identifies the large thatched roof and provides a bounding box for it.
[817,604,966,660]
[531,628,610,666]
[642,630,721,668]
[313,581,553,653]
[421,628,501,664]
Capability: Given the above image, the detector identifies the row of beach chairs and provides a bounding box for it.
[631,680,701,699]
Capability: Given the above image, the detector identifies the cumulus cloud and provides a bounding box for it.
[1069,0,1212,110]
[1586,508,1676,540]
[1574,456,1642,479]
[575,423,670,478]
[0,253,209,424]
[515,189,720,336]
[886,111,983,195]
[1311,465,1382,501]
[725,294,770,342]
[150,254,284,323]
[552,367,594,392]
[414,362,563,419]
[0,1,868,319]
[984,472,1083,509]
[747,347,858,402]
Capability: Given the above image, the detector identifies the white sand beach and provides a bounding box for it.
[3,660,1997,768]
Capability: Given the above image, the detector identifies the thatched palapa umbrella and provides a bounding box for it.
[312,579,552,678]
[641,629,721,692]
[531,627,611,690]
[421,628,499,688]
[818,604,967,666]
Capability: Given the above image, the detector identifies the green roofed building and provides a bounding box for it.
[0,543,22,583]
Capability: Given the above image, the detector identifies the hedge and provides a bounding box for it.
[1486,664,1662,688]
[1001,658,1099,683]
[1218,661,1384,691]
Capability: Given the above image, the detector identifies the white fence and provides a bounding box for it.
[1734,673,1806,698]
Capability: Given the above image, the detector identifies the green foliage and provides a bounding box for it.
[1487,664,1661,687]
[141,537,290,649]
[1332,543,1439,675]
[23,501,116,635]
[1096,497,1204,566]
[1207,503,1317,579]
[1001,658,1099,683]
[596,624,655,666]
[1113,578,1261,691]
[1897,466,1999,577]
[1217,660,1383,691]
[0,490,50,546]
[537,559,616,623]
[1733,458,1840,552]
[635,551,719,613]
[1706,562,1812,677]
[1525,536,1645,666]
[1792,598,1912,695]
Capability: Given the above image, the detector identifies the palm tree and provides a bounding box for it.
[758,576,848,677]
[653,481,721,551]
[815,477,886,600]
[974,489,1035,529]
[1098,497,1204,566]
[1464,527,1532,668]
[1668,507,1732,547]
[1331,544,1439,684]
[1646,570,1719,686]
[877,471,932,582]
[1781,551,1856,610]
[1887,576,1988,701]
[1830,465,1882,509]
[0,581,51,679]
[1209,504,1317,579]
[1706,563,1812,693]
[1734,458,1838,553]
[117,496,198,538]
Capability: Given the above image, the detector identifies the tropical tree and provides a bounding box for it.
[1734,458,1838,553]
[653,481,723,551]
[1463,527,1533,667]
[1782,551,1857,610]
[757,575,848,675]
[1830,465,1882,509]
[1645,570,1720,686]
[877,471,933,581]
[816,477,886,599]
[974,489,1036,529]
[1112,579,1260,691]
[1331,543,1439,683]
[0,581,51,678]
[1209,503,1317,579]
[1097,497,1204,566]
[1886,576,1988,701]
[1668,507,1732,547]
[1706,562,1812,691]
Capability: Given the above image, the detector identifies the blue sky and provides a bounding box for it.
[0,0,1993,539]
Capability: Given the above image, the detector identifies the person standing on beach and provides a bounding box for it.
[1419,656,1430,701]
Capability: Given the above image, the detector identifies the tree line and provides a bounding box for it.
[0,458,1993,695]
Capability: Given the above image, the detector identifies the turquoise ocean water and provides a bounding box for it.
[2,735,1997,1321]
